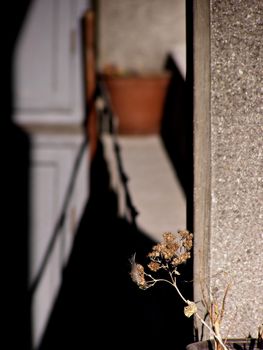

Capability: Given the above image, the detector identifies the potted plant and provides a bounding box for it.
[130,230,263,350]
[100,64,171,135]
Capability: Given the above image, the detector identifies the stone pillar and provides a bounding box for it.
[194,0,262,338]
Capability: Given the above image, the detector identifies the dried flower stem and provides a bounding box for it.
[147,274,228,350]
[195,313,227,350]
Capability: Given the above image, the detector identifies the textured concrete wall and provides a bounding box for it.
[210,0,263,338]
[195,0,262,339]
[97,0,185,73]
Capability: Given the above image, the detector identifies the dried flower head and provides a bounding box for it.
[148,261,161,272]
[129,254,147,289]
[147,231,192,272]
[130,230,193,292]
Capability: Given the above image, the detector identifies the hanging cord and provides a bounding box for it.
[29,137,87,299]
[94,77,139,228]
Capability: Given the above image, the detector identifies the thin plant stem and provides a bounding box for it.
[172,281,188,304]
[153,276,228,350]
[173,281,228,350]
[195,313,228,350]
[172,280,228,350]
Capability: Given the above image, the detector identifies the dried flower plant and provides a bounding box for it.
[130,230,229,350]
[200,276,233,350]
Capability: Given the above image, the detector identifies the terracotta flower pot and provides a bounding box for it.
[102,72,171,135]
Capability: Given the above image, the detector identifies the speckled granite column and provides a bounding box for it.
[194,0,262,338]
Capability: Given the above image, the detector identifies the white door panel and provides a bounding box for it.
[14,0,89,124]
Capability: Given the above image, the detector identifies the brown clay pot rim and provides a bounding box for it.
[101,71,172,80]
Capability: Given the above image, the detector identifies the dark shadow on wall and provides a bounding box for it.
[160,6,194,236]
[161,55,190,209]
[38,140,194,350]
[4,1,32,349]
[161,54,194,233]
[160,4,194,236]
[158,4,194,342]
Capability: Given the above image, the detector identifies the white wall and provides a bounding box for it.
[97,0,186,74]
[13,0,91,348]
[14,0,88,125]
